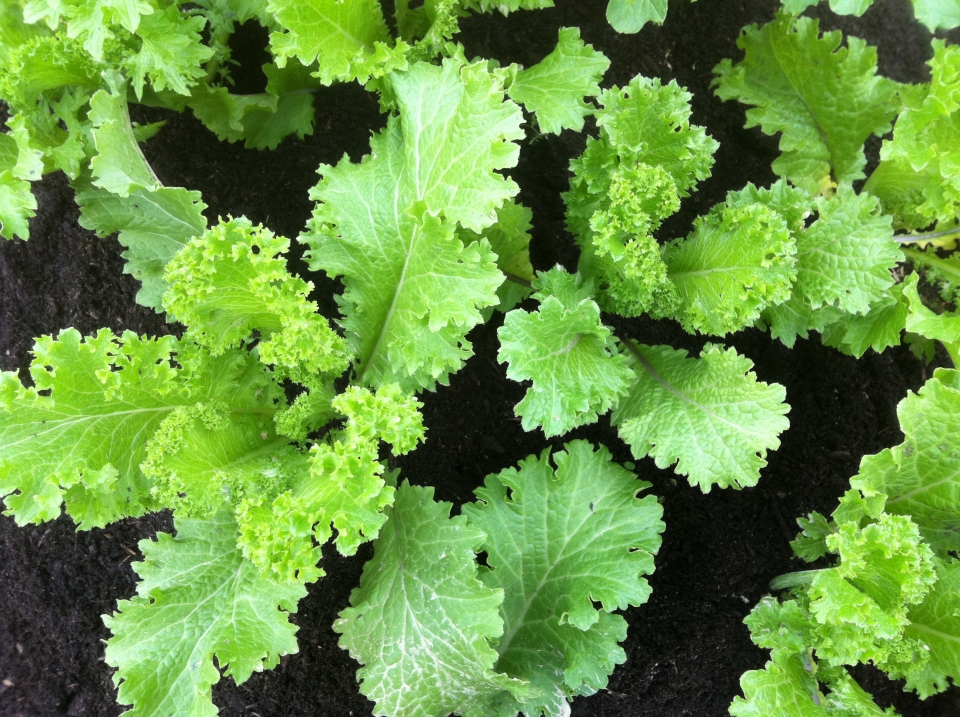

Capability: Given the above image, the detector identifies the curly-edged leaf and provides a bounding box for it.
[89,84,160,196]
[867,41,960,228]
[462,441,664,717]
[104,512,306,717]
[238,384,424,579]
[459,200,534,314]
[122,4,212,97]
[459,0,554,13]
[612,343,790,492]
[304,57,522,392]
[0,329,286,528]
[852,370,960,554]
[806,513,937,667]
[820,284,908,358]
[267,0,408,85]
[605,0,667,33]
[0,169,36,239]
[899,558,960,697]
[508,27,609,134]
[188,66,316,150]
[661,201,796,336]
[713,12,898,195]
[334,481,531,717]
[164,217,349,385]
[498,268,634,437]
[781,0,873,13]
[595,75,718,195]
[75,181,207,311]
[902,271,960,343]
[792,187,900,315]
[729,651,829,717]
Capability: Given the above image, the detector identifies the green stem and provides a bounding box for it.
[769,569,822,591]
[902,247,960,284]
[895,227,960,244]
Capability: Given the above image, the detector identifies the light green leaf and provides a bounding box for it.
[595,75,718,196]
[729,651,828,717]
[606,0,667,34]
[852,370,960,554]
[164,217,350,385]
[267,0,408,85]
[792,187,900,315]
[912,0,960,31]
[237,384,424,580]
[508,27,609,134]
[462,441,664,717]
[662,201,797,336]
[334,481,531,717]
[714,12,898,195]
[89,85,160,196]
[0,330,286,528]
[104,512,306,717]
[458,0,554,13]
[498,268,634,437]
[75,181,208,311]
[304,57,522,392]
[868,41,960,228]
[612,343,790,492]
[900,558,960,697]
[820,284,908,358]
[0,169,36,239]
[123,5,212,97]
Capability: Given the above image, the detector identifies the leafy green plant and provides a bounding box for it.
[0,1,959,716]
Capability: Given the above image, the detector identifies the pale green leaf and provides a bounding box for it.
[163,217,350,385]
[852,370,960,554]
[462,441,664,717]
[606,0,667,34]
[912,0,960,31]
[267,0,408,85]
[508,27,609,134]
[820,284,908,358]
[662,201,797,336]
[89,85,160,196]
[0,169,36,239]
[304,57,522,391]
[75,181,208,311]
[729,651,829,717]
[900,558,960,697]
[104,512,306,717]
[714,12,898,195]
[612,343,790,492]
[334,481,531,717]
[791,186,900,315]
[498,268,634,437]
[123,4,212,97]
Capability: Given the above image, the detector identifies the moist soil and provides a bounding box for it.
[2,1,960,715]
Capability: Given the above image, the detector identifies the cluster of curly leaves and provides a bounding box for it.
[1,0,960,716]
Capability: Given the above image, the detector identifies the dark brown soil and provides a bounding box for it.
[2,1,959,716]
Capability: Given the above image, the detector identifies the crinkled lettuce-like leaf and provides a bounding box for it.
[612,343,789,492]
[104,512,306,717]
[164,217,349,386]
[498,268,634,437]
[237,384,424,581]
[0,329,287,528]
[606,0,667,34]
[714,12,898,195]
[507,27,609,135]
[852,369,960,554]
[266,0,408,85]
[783,0,960,31]
[462,441,664,717]
[75,181,207,310]
[899,558,960,697]
[335,481,531,717]
[820,284,908,358]
[89,83,160,196]
[867,41,960,229]
[304,57,522,391]
[661,201,797,336]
